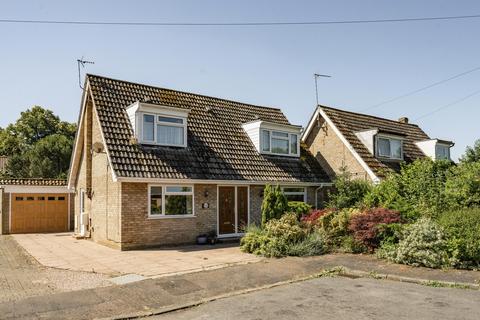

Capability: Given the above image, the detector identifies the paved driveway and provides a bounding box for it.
[0,235,110,303]
[13,233,261,277]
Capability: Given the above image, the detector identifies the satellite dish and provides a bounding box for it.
[92,142,104,153]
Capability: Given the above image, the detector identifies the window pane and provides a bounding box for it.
[436,145,449,160]
[286,194,305,202]
[157,125,184,145]
[391,139,402,159]
[143,114,155,141]
[377,138,391,157]
[290,134,298,154]
[150,187,163,215]
[158,116,183,124]
[271,138,289,154]
[165,195,193,215]
[261,130,270,152]
[166,186,192,193]
[272,131,289,138]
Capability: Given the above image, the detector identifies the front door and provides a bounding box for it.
[218,187,235,234]
[218,186,249,235]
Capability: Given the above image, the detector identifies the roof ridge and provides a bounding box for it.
[319,105,421,128]
[86,73,283,112]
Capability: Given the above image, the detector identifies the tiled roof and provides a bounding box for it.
[321,106,430,178]
[87,74,330,183]
[0,178,67,186]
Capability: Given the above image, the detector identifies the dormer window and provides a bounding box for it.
[127,101,189,148]
[435,144,450,160]
[261,129,298,156]
[376,136,403,160]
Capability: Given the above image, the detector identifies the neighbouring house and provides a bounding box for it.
[67,74,331,250]
[0,179,74,234]
[302,106,454,183]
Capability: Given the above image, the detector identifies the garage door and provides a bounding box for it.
[11,194,69,233]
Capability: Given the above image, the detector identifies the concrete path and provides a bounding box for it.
[13,233,260,277]
[1,254,479,319]
[0,235,110,303]
[154,277,480,320]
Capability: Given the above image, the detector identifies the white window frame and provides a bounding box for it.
[148,184,195,219]
[282,186,307,202]
[375,135,404,160]
[261,129,300,156]
[435,144,451,160]
[141,112,188,148]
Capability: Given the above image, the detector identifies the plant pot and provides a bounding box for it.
[196,235,208,245]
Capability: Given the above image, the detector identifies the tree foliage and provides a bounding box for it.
[0,106,76,179]
[460,139,480,163]
[261,185,288,226]
[327,168,372,209]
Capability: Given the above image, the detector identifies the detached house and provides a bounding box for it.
[302,106,454,183]
[68,75,330,250]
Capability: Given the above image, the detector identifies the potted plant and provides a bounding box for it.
[196,233,208,245]
[207,230,217,245]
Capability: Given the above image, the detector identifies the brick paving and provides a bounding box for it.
[13,233,261,277]
[0,235,111,303]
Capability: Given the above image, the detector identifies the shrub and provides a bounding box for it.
[288,201,312,218]
[286,231,329,256]
[241,213,307,257]
[376,223,405,248]
[444,162,480,209]
[438,208,480,269]
[348,208,402,251]
[378,218,451,269]
[328,169,372,209]
[340,235,367,253]
[363,159,453,218]
[300,209,332,224]
[261,185,288,226]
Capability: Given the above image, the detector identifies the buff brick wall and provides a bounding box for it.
[120,183,218,250]
[306,118,371,181]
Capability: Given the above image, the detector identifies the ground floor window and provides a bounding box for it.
[282,187,306,202]
[149,185,194,217]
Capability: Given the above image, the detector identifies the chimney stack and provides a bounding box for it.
[398,117,409,124]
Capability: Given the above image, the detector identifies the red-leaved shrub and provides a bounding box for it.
[301,209,334,224]
[348,208,401,251]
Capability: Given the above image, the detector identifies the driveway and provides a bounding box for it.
[153,277,480,320]
[0,235,110,303]
[13,233,261,277]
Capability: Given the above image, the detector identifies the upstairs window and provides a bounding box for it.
[142,113,187,147]
[435,144,450,160]
[376,137,403,160]
[261,129,299,156]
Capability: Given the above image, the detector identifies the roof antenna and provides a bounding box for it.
[314,73,331,106]
[77,57,95,89]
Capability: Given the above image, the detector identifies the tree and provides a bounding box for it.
[460,139,480,163]
[1,106,76,179]
[261,185,288,226]
[327,168,372,209]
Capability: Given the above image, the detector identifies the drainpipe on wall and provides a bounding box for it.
[314,183,333,209]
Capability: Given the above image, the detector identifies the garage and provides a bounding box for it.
[0,179,73,234]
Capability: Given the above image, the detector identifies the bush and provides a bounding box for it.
[363,159,453,218]
[241,213,307,257]
[327,169,372,209]
[348,208,402,251]
[286,231,329,256]
[444,162,480,209]
[378,218,451,269]
[261,185,288,226]
[288,201,312,218]
[340,235,367,253]
[300,209,332,224]
[438,208,480,269]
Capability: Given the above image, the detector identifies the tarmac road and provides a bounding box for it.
[152,276,480,320]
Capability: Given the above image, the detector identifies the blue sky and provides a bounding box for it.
[0,0,479,160]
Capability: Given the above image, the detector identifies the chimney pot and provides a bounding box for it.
[398,117,409,124]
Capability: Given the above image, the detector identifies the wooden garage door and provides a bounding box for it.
[11,194,69,233]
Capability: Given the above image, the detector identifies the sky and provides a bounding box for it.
[0,0,479,160]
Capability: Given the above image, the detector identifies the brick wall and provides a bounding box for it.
[120,183,217,250]
[306,117,371,181]
[249,185,264,225]
[0,190,8,234]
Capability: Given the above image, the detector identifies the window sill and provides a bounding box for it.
[148,215,196,220]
